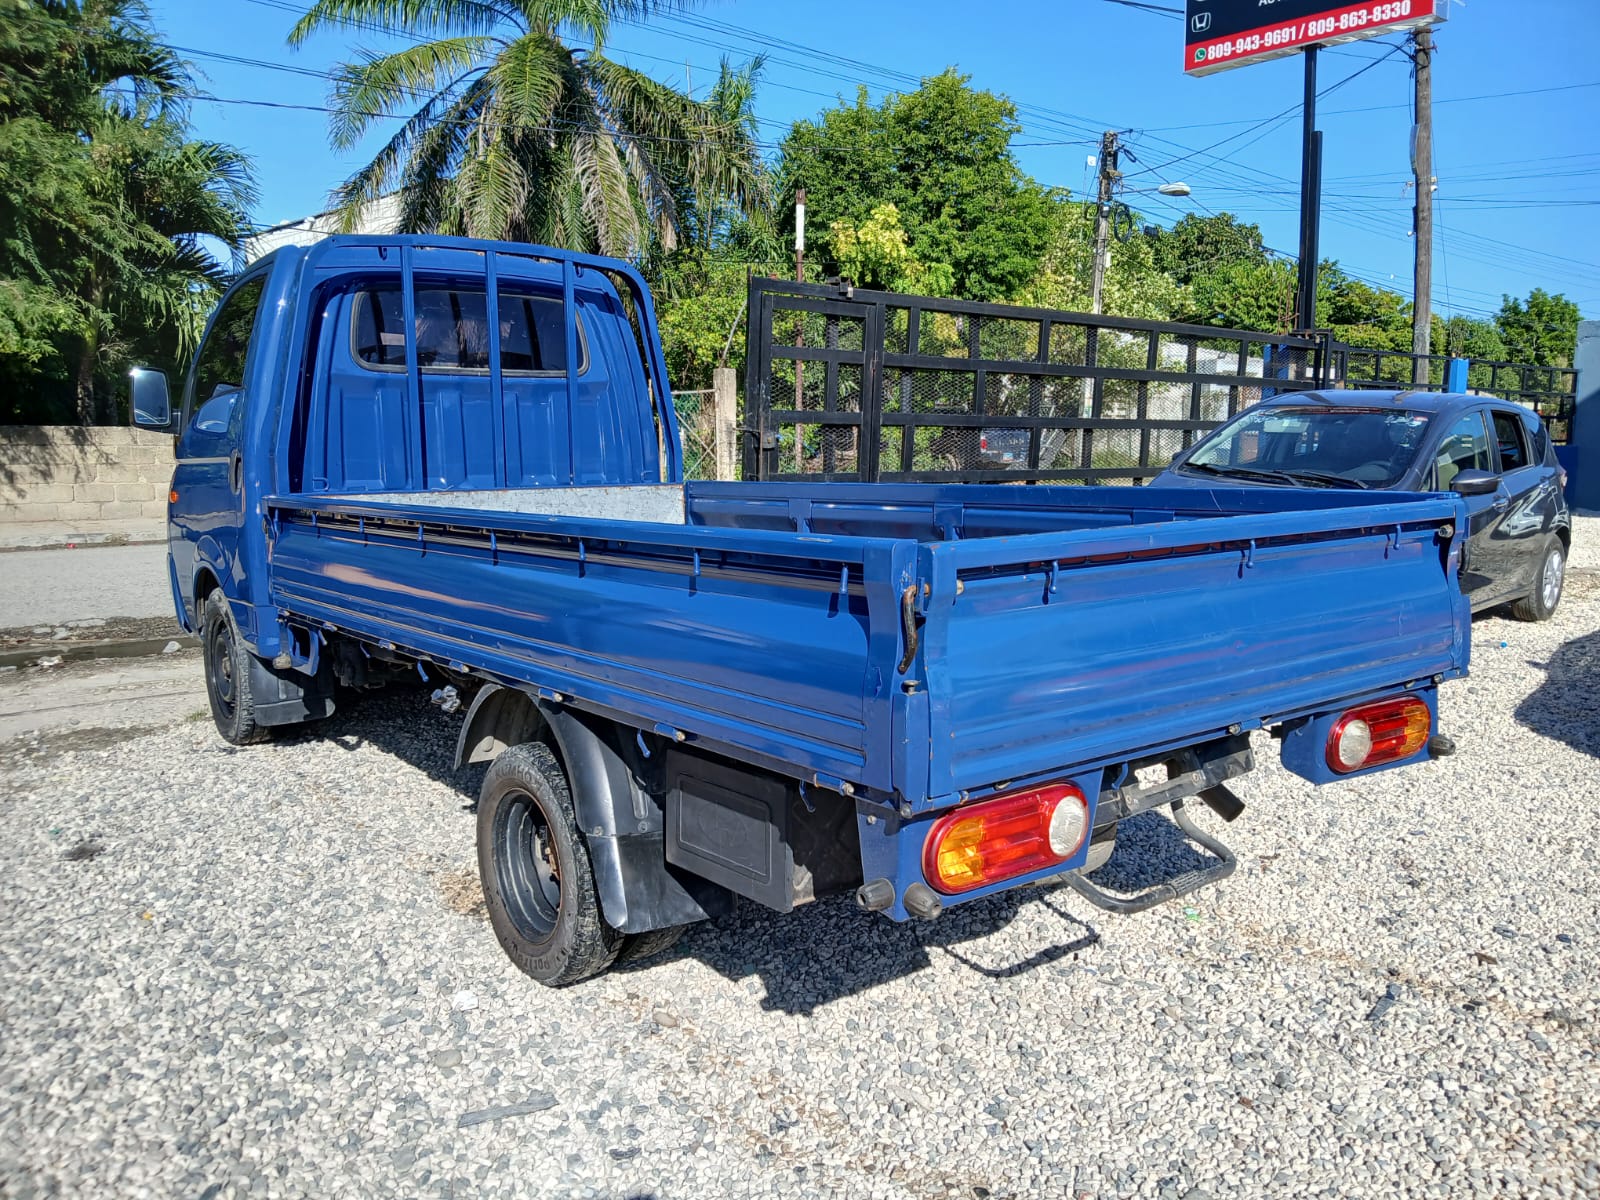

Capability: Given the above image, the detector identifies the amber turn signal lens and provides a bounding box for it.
[923,784,1089,895]
[169,490,179,504]
[1326,696,1430,774]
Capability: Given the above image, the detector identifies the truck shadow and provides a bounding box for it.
[634,887,1104,1015]
[622,812,1211,1016]
[1515,628,1600,759]
[305,690,1214,1015]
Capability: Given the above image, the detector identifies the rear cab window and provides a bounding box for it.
[352,285,587,374]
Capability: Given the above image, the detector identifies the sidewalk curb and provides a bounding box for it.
[0,634,198,671]
[0,533,168,553]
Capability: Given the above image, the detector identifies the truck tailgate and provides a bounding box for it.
[910,496,1468,801]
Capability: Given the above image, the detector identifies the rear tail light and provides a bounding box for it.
[923,784,1088,895]
[1326,696,1431,774]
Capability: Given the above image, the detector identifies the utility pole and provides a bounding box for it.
[1295,47,1323,334]
[793,187,806,469]
[1090,130,1120,315]
[1411,27,1435,384]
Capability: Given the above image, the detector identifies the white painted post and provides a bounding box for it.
[712,367,739,481]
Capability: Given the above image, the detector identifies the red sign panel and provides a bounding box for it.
[1185,0,1447,76]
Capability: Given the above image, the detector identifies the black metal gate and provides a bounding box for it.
[743,277,1335,484]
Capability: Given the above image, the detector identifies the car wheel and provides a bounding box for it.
[477,743,620,986]
[1510,537,1565,622]
[202,590,270,745]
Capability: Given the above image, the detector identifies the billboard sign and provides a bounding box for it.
[1185,0,1448,76]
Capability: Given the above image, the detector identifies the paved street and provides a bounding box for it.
[0,543,173,629]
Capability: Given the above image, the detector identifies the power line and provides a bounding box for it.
[1126,46,1403,179]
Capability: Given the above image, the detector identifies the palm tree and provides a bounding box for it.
[288,0,766,258]
[0,1,256,421]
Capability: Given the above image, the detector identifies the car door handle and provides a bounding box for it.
[229,449,243,494]
[1493,496,1509,513]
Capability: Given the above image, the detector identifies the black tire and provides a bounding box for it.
[201,590,269,746]
[477,743,619,987]
[615,925,685,965]
[1510,536,1566,622]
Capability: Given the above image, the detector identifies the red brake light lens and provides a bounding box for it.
[923,784,1088,895]
[1326,696,1431,774]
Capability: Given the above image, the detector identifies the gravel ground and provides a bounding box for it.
[2,519,1597,1200]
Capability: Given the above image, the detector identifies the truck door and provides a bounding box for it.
[170,274,267,628]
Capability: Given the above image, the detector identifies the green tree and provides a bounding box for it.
[1185,258,1299,332]
[1017,198,1183,320]
[1150,212,1267,287]
[779,72,1054,301]
[1433,313,1505,362]
[1,0,255,422]
[1496,288,1579,367]
[290,0,765,258]
[1321,266,1412,352]
[830,203,952,294]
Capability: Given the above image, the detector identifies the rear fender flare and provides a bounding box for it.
[454,684,729,934]
[455,684,655,837]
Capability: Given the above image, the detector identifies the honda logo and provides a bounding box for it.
[1191,12,1211,32]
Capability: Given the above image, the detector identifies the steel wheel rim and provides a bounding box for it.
[494,790,562,941]
[1543,547,1565,610]
[208,618,236,717]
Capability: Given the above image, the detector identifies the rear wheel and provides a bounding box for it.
[615,925,685,965]
[477,743,619,986]
[202,590,269,746]
[1511,537,1565,622]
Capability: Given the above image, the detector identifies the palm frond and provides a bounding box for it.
[327,37,494,150]
[289,0,519,46]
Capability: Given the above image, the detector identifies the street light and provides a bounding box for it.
[1156,182,1193,197]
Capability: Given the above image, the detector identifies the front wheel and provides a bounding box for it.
[202,590,269,745]
[477,743,619,987]
[1511,537,1566,622]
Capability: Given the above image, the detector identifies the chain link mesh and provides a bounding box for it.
[671,391,719,481]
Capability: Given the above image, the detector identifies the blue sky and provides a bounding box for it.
[154,0,1600,323]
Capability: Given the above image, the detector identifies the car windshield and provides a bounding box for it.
[1180,405,1433,488]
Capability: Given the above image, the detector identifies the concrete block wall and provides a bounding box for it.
[0,426,174,524]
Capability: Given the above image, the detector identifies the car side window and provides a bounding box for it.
[1491,410,1530,473]
[188,276,267,433]
[1432,411,1491,491]
[1526,415,1550,464]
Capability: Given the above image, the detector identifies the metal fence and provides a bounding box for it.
[1335,345,1579,445]
[742,277,1335,485]
[1467,360,1579,445]
[671,389,719,480]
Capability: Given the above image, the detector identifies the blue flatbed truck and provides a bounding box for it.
[132,236,1471,986]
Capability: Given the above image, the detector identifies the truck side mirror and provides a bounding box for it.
[1450,468,1499,497]
[129,367,175,433]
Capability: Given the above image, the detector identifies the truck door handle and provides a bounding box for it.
[1492,496,1509,513]
[229,449,243,493]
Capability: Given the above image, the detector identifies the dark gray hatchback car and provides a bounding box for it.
[1153,390,1572,620]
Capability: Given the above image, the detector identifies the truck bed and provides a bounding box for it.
[264,481,1469,807]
